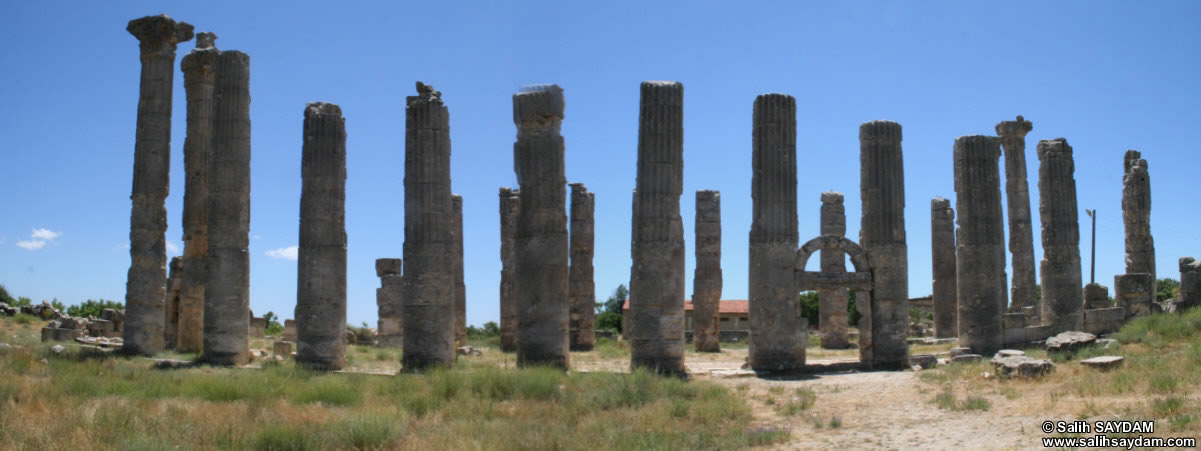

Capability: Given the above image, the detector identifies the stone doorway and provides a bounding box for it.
[795,235,875,365]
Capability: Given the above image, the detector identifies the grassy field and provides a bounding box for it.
[0,318,786,450]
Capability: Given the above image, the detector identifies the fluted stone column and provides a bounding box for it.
[376,258,403,347]
[1123,151,1155,291]
[401,83,455,371]
[176,32,217,353]
[692,190,722,353]
[1179,257,1201,311]
[513,85,569,369]
[123,14,194,356]
[819,191,850,349]
[202,50,251,366]
[930,197,957,338]
[629,81,686,376]
[996,116,1037,317]
[164,256,184,347]
[749,94,804,372]
[295,102,347,371]
[568,183,596,351]
[1038,138,1083,332]
[859,120,908,369]
[953,136,1005,356]
[452,195,466,346]
[498,188,520,352]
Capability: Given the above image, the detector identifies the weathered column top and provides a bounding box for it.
[859,120,902,142]
[1037,138,1073,160]
[195,31,217,49]
[821,191,844,205]
[305,101,343,119]
[513,84,565,125]
[995,115,1033,137]
[1182,257,1200,274]
[1124,150,1148,173]
[640,81,684,105]
[569,182,587,192]
[931,197,951,211]
[955,135,1001,156]
[376,258,402,277]
[127,14,194,55]
[181,32,218,72]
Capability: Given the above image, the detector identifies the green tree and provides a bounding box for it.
[1157,278,1180,303]
[798,290,861,327]
[65,299,123,318]
[482,321,499,336]
[0,284,16,305]
[595,284,628,332]
[263,311,285,335]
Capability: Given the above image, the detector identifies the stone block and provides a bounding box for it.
[283,319,296,342]
[249,317,267,338]
[1081,356,1124,371]
[1084,283,1111,309]
[1046,331,1096,353]
[1083,307,1126,335]
[1002,313,1028,329]
[273,341,292,356]
[41,327,83,342]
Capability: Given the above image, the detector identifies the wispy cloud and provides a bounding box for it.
[166,240,182,255]
[266,245,299,261]
[17,228,60,251]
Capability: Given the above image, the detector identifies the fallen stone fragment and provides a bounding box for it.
[1046,331,1097,353]
[1080,356,1124,371]
[993,355,1055,378]
[951,354,982,363]
[908,354,938,369]
[949,346,972,358]
[50,344,65,355]
[1095,338,1119,350]
[456,346,482,357]
[995,349,1025,358]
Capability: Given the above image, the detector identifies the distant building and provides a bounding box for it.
[621,299,749,339]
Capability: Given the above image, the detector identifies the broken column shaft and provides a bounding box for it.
[930,197,957,338]
[123,14,193,356]
[953,135,1005,356]
[568,183,596,351]
[1038,138,1084,332]
[749,94,803,372]
[819,191,850,349]
[692,190,722,353]
[498,188,520,352]
[202,50,251,366]
[376,258,403,347]
[295,102,348,371]
[452,195,466,346]
[1123,151,1155,289]
[513,85,570,369]
[176,31,217,353]
[401,84,456,371]
[859,120,909,369]
[1179,258,1201,310]
[996,116,1037,317]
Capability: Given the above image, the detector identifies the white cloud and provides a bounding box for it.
[16,228,60,251]
[253,234,262,240]
[266,245,299,261]
[166,240,182,254]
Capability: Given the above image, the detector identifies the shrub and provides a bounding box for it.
[65,299,123,318]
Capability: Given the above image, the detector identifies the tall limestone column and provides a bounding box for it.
[930,197,957,338]
[692,190,722,353]
[1122,151,1155,289]
[996,116,1037,317]
[401,82,456,371]
[123,14,194,356]
[568,183,596,351]
[1038,138,1084,332]
[202,50,251,366]
[819,191,850,349]
[859,120,908,369]
[953,136,1006,356]
[295,102,347,371]
[629,81,686,376]
[513,85,570,369]
[498,188,520,352]
[749,94,803,372]
[452,195,466,346]
[375,258,403,347]
[176,32,217,353]
[1179,257,1201,311]
[164,256,184,347]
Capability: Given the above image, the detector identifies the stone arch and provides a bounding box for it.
[795,235,872,291]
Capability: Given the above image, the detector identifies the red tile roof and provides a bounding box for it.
[622,299,749,314]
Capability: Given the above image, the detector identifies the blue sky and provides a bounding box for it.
[1,1,1198,328]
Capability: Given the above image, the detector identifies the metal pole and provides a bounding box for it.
[1085,209,1096,284]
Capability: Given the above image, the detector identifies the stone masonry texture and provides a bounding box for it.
[953,135,1005,356]
[376,258,403,347]
[629,81,687,376]
[930,197,957,338]
[996,116,1038,316]
[819,191,850,349]
[295,102,348,371]
[1179,257,1201,311]
[692,190,722,352]
[1038,138,1084,333]
[123,14,193,356]
[202,50,251,366]
[749,94,804,372]
[176,31,217,353]
[498,188,520,352]
[401,83,456,371]
[452,195,466,346]
[513,84,570,369]
[1122,150,1155,294]
[859,120,909,369]
[568,183,596,351]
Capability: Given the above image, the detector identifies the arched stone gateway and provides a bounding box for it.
[795,234,877,366]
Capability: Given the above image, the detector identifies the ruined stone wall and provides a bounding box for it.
[692,190,722,352]
[953,135,1005,356]
[859,120,908,369]
[819,191,849,349]
[498,188,520,352]
[930,197,957,338]
[568,183,596,351]
[1037,138,1083,333]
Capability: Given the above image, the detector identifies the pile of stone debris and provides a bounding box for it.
[0,301,130,345]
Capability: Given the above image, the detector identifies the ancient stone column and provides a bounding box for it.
[176,32,217,353]
[123,14,194,356]
[1178,257,1201,311]
[164,256,184,348]
[1123,150,1155,291]
[692,190,722,353]
[513,84,569,369]
[859,120,908,369]
[376,258,403,347]
[996,116,1037,318]
[1037,138,1084,333]
[295,102,347,371]
[749,94,803,372]
[818,191,850,349]
[568,183,596,351]
[953,135,1005,356]
[202,49,251,366]
[401,82,456,371]
[629,81,686,376]
[930,197,957,338]
[498,187,520,352]
[452,194,466,346]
